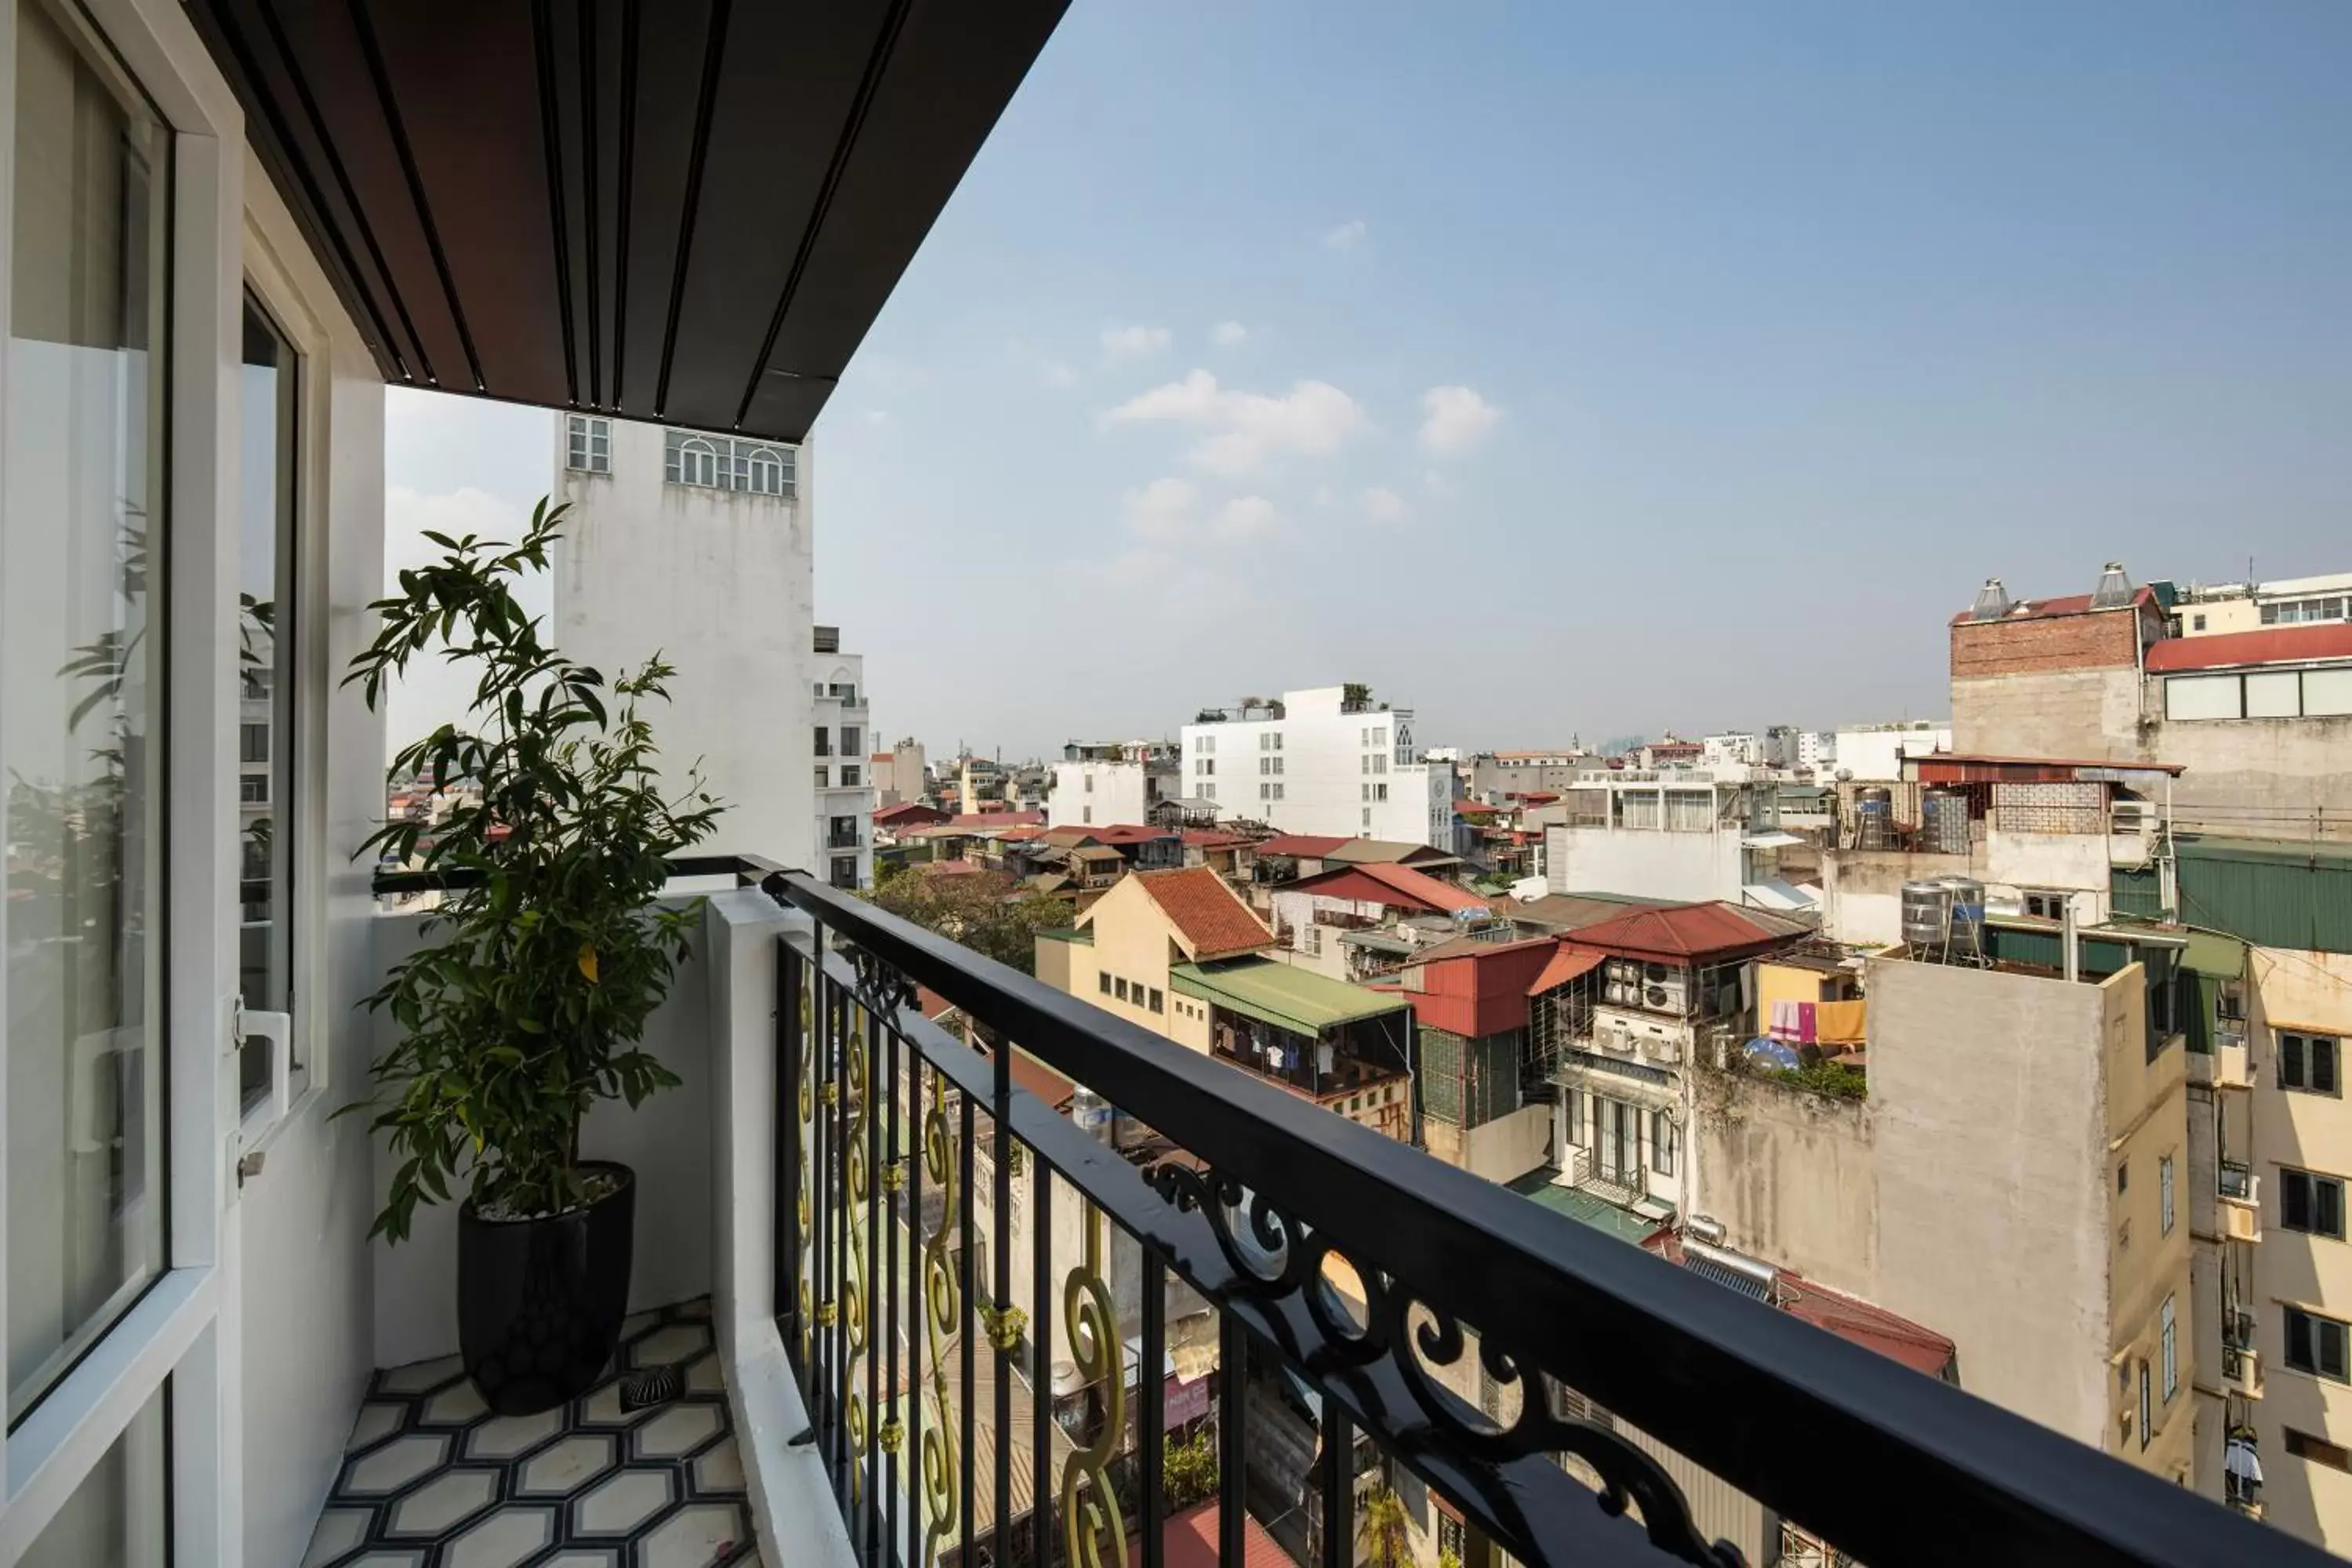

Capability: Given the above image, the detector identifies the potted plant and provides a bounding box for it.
[345,498,720,1415]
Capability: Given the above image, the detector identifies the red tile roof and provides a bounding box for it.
[1566,902,1796,963]
[1181,829,1252,849]
[1131,1504,1287,1568]
[2145,622,2352,673]
[1526,943,1606,996]
[1132,868,1274,959]
[1091,822,1178,844]
[950,810,1042,828]
[873,802,949,826]
[1947,585,2156,626]
[1250,834,1352,858]
[1289,862,1486,916]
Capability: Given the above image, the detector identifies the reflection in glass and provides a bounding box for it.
[5,0,172,1419]
[239,295,297,1108]
[20,1385,166,1566]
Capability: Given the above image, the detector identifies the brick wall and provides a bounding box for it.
[1951,608,2140,679]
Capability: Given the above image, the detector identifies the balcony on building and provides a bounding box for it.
[1184,962,1415,1138]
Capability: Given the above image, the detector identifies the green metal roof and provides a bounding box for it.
[2180,928,2247,979]
[2112,833,2352,955]
[1506,1167,1664,1244]
[1169,958,1407,1036]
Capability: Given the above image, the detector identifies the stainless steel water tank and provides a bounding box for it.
[1901,879,1954,947]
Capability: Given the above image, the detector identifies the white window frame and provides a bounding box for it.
[2160,1296,2177,1402]
[564,412,611,473]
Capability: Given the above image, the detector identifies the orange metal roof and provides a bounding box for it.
[1947,584,2157,626]
[1289,861,1487,916]
[1526,943,1606,996]
[1564,902,1795,963]
[1250,834,1352,858]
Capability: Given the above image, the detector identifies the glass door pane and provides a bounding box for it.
[20,1385,165,1566]
[5,0,172,1421]
[237,294,297,1109]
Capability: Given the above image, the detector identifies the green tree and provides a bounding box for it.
[1357,1485,1414,1568]
[872,864,1073,975]
[343,498,721,1238]
[1163,1426,1218,1511]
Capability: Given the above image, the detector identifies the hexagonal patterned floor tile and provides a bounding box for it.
[575,1468,674,1537]
[313,1300,747,1564]
[634,1501,750,1567]
[632,1403,721,1460]
[443,1504,557,1568]
[385,1467,499,1538]
[627,1323,711,1368]
[343,1434,448,1495]
[464,1406,564,1461]
[519,1433,618,1497]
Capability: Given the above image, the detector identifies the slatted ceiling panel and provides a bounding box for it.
[187,0,1069,441]
[739,0,1065,432]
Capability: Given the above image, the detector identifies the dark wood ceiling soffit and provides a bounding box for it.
[188,0,1068,443]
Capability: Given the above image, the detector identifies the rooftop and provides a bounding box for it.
[1287,861,1489,917]
[1171,956,1410,1036]
[1563,902,1805,964]
[1948,584,2158,626]
[2145,622,2352,673]
[1249,833,1355,858]
[1128,867,1277,959]
[1645,1234,1956,1379]
[1505,1167,1664,1243]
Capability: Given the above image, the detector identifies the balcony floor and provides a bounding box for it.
[303,1298,760,1568]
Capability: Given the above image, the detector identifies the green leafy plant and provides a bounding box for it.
[344,498,721,1240]
[1162,1426,1218,1512]
[1765,1060,1868,1102]
[1357,1484,1414,1568]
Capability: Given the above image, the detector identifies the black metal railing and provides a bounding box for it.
[755,864,2314,1568]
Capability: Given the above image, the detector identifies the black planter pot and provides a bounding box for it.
[458,1161,637,1416]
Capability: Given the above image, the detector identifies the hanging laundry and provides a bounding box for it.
[1815,1000,1867,1046]
[1797,1002,1817,1045]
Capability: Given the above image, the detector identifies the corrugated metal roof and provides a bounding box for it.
[2165,835,2352,955]
[1170,958,1408,1036]
[2146,623,2352,673]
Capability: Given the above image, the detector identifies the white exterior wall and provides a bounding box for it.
[554,419,815,866]
[1797,731,1835,768]
[1048,759,1149,829]
[1544,824,1748,903]
[1703,733,1761,766]
[812,647,875,887]
[1831,722,1952,781]
[1178,685,1448,846]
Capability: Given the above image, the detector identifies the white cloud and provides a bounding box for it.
[1101,324,1172,361]
[1044,362,1081,390]
[1210,321,1250,347]
[1213,495,1279,539]
[1102,369,1367,477]
[1363,486,1409,525]
[1323,220,1368,252]
[1122,477,1197,541]
[1418,384,1502,455]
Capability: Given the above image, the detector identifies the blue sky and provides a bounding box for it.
[387,1,2352,760]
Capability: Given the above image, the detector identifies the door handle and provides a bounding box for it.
[236,1007,295,1145]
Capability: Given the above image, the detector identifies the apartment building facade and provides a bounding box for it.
[554,416,816,863]
[1047,738,1178,829]
[2173,572,2352,639]
[1543,768,1811,909]
[1180,685,1454,847]
[808,630,877,889]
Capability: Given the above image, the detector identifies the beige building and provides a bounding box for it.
[1037,868,1416,1139]
[2173,573,2352,639]
[1694,932,2196,1483]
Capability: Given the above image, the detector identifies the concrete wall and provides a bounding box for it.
[1985,829,2114,899]
[1696,1076,1878,1293]
[1867,956,2113,1446]
[554,420,815,866]
[1071,879,1186,1044]
[1047,759,1149,829]
[1819,847,1979,947]
[1544,825,1744,903]
[1461,1103,1552,1183]
[1830,724,1953,782]
[2148,710,2352,842]
[1951,669,2142,762]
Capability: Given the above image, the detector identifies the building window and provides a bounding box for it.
[663,428,797,495]
[1149,989,1164,1014]
[1082,806,1093,824]
[2160,1296,2177,1401]
[2283,1167,2347,1239]
[1202,784,1215,800]
[1084,775,1094,793]
[2281,1032,2342,1096]
[842,727,862,756]
[2024,889,2069,920]
[1099,974,1112,996]
[746,445,792,495]
[1116,978,1130,1002]
[814,727,832,757]
[2286,1306,2352,1382]
[1363,808,1372,827]
[241,775,270,804]
[1564,1088,1584,1146]
[241,720,271,763]
[814,766,828,789]
[840,765,862,788]
[1374,783,1388,803]
[829,855,858,889]
[2159,1154,2175,1236]
[2117,1160,2128,1195]
[2136,1362,2151,1450]
[2288,1428,2352,1472]
[566,413,612,473]
[1651,1109,1675,1176]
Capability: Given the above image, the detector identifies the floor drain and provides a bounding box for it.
[619,1363,685,1411]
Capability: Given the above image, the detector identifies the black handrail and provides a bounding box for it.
[760,863,2310,1568]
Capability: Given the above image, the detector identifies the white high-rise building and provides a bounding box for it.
[811,629,877,888]
[1048,739,1178,829]
[1179,685,1454,847]
[554,416,817,865]
[1796,730,1836,769]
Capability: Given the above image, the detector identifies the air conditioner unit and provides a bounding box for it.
[1601,1025,1638,1055]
